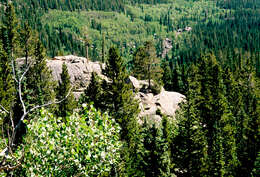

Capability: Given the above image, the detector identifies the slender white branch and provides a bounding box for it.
[18,61,34,115]
[0,104,9,114]
[19,61,33,83]
[18,81,26,115]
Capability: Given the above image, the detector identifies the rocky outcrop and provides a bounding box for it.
[46,55,185,121]
[129,76,185,122]
[162,38,173,58]
[47,55,105,87]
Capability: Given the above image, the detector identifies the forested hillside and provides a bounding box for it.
[0,0,259,176]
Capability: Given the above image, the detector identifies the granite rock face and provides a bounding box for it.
[47,55,105,87]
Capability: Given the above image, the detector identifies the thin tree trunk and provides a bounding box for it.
[86,45,89,59]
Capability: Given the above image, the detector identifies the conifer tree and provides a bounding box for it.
[132,41,162,88]
[79,72,105,110]
[0,41,15,135]
[233,58,260,176]
[0,42,15,113]
[102,33,106,63]
[19,22,33,66]
[141,122,172,177]
[161,59,172,91]
[102,47,142,175]
[0,3,18,58]
[56,62,75,118]
[0,3,18,109]
[192,54,239,176]
[0,3,22,140]
[103,47,139,140]
[171,62,181,92]
[155,125,172,177]
[144,41,162,88]
[132,46,147,80]
[26,40,56,107]
[171,64,208,177]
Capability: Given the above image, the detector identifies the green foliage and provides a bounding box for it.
[18,105,122,176]
[103,47,140,141]
[161,59,172,91]
[132,46,147,80]
[102,47,143,175]
[25,39,56,108]
[230,58,260,176]
[0,3,19,57]
[79,72,105,110]
[252,152,260,176]
[19,22,34,65]
[194,54,239,176]
[56,62,75,118]
[0,41,15,137]
[140,121,172,177]
[0,42,15,112]
[132,41,162,89]
[171,89,208,176]
[0,3,17,113]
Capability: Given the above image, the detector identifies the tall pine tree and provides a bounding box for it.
[132,41,162,89]
[26,39,56,108]
[56,62,75,118]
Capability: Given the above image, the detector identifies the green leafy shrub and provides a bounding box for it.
[21,105,122,176]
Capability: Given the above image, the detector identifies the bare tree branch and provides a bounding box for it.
[18,61,34,115]
[14,86,74,131]
[0,104,9,114]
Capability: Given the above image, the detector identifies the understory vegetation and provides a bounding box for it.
[0,0,259,176]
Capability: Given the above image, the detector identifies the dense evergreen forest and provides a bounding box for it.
[0,0,259,176]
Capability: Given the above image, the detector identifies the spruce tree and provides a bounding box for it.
[79,72,105,110]
[132,41,162,89]
[233,58,260,176]
[0,42,15,113]
[0,3,23,142]
[132,46,147,80]
[171,64,208,177]
[0,41,15,135]
[171,62,182,92]
[19,22,33,66]
[141,122,172,177]
[193,54,239,176]
[103,47,140,140]
[26,39,56,108]
[0,3,18,58]
[56,62,75,118]
[103,47,142,175]
[161,59,172,91]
